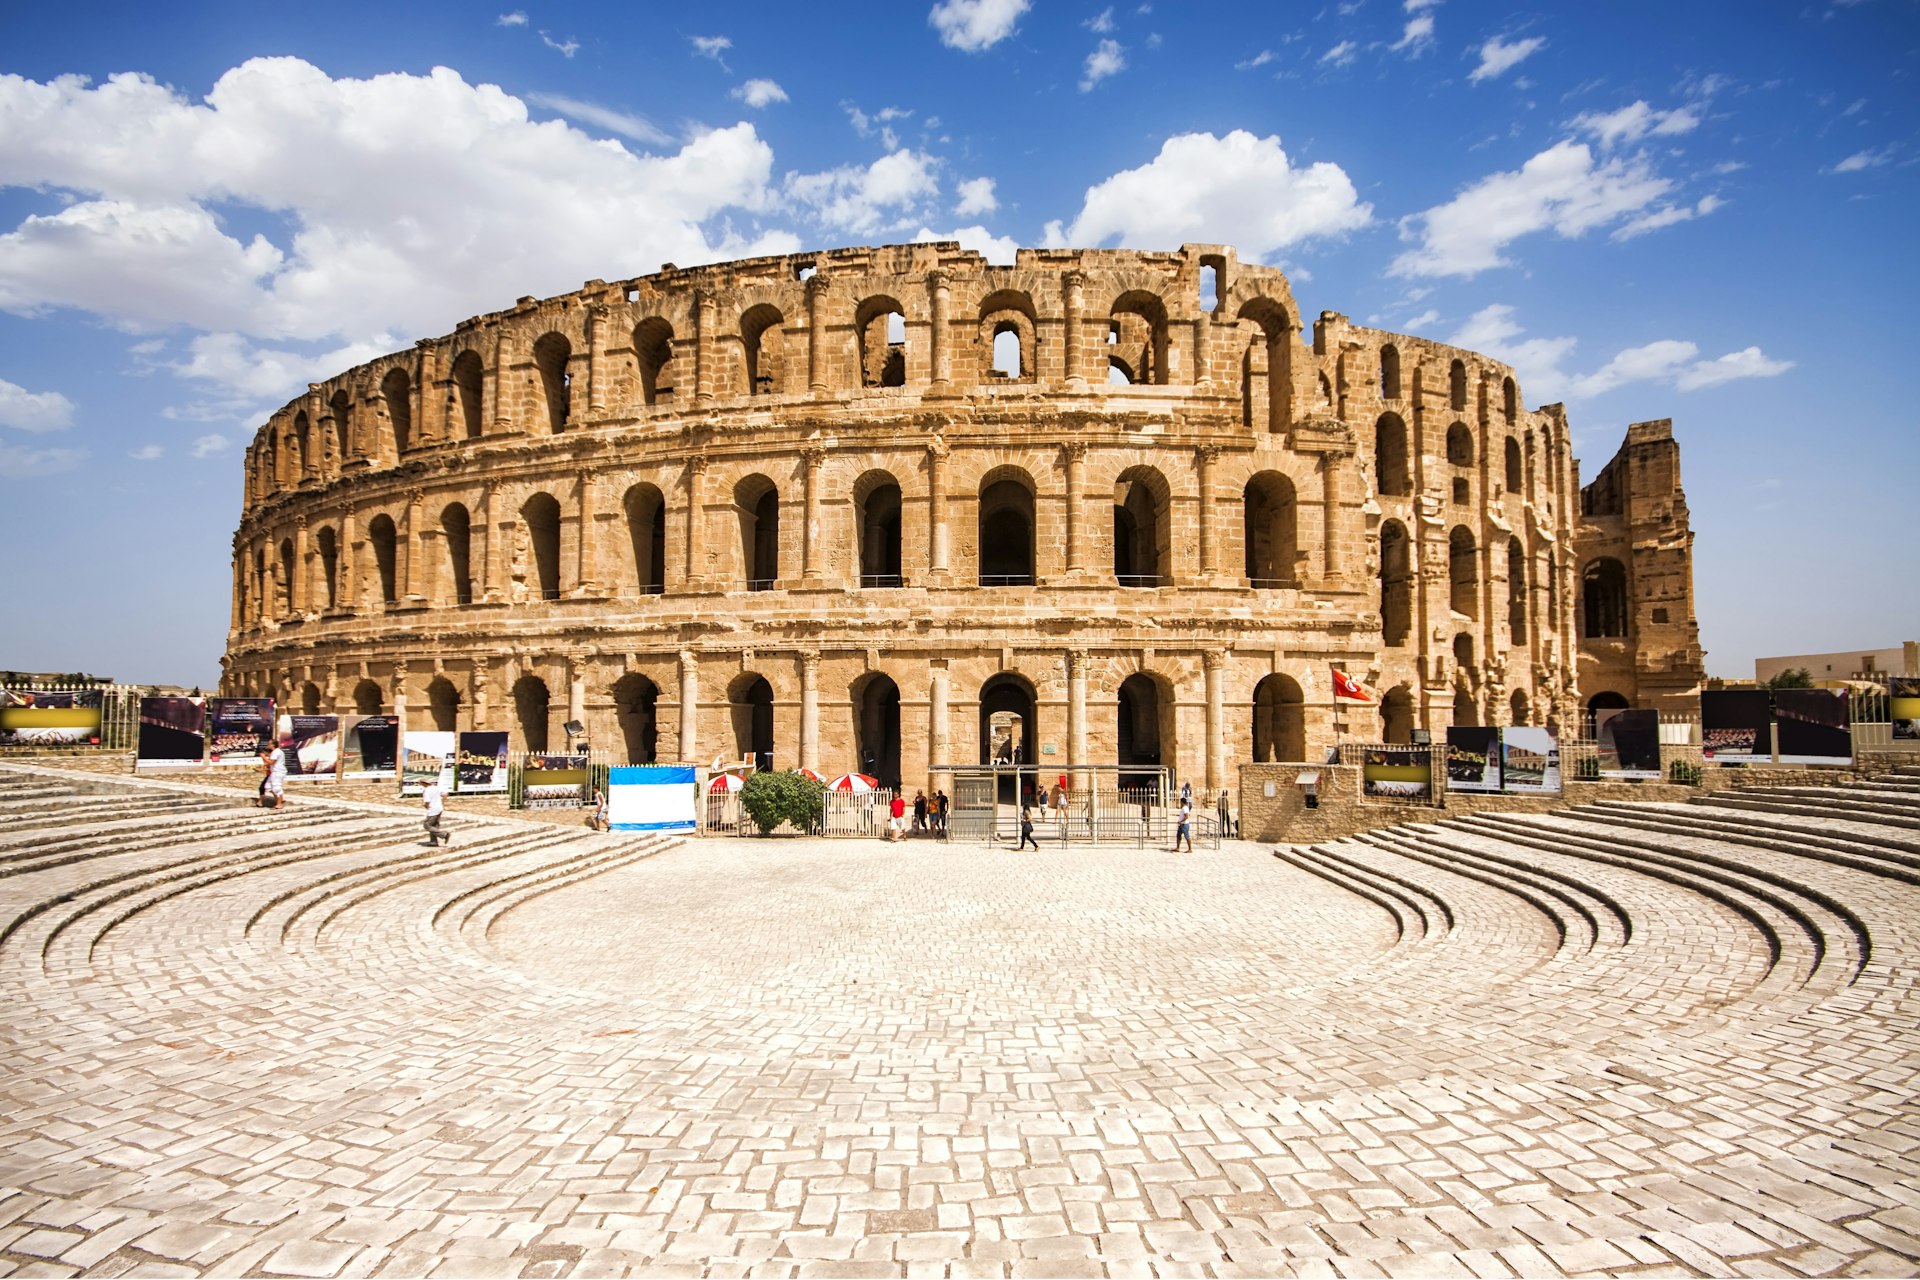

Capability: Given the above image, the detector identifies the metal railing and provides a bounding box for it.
[859,574,905,589]
[1114,574,1165,588]
[746,578,776,593]
[976,573,1034,587]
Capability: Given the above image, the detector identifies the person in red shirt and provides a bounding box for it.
[888,792,907,841]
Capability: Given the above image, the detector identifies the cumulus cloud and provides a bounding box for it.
[1081,40,1127,90]
[1392,14,1435,53]
[914,225,1019,265]
[190,432,231,458]
[1468,34,1545,83]
[0,439,84,476]
[1045,130,1370,258]
[953,176,997,216]
[1449,304,1793,402]
[1675,346,1794,390]
[786,150,940,234]
[1833,146,1894,173]
[496,11,527,26]
[128,443,163,460]
[1235,50,1275,70]
[1320,41,1358,68]
[524,92,672,144]
[929,0,1030,51]
[1391,140,1675,277]
[690,35,732,62]
[732,79,788,109]
[0,376,76,432]
[1572,101,1701,149]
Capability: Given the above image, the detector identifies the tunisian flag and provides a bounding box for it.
[1331,667,1375,703]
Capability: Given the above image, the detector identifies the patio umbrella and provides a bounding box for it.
[709,772,744,793]
[794,766,826,782]
[826,772,880,793]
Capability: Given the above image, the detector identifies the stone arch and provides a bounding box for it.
[612,672,660,764]
[1237,297,1293,432]
[299,681,322,715]
[1112,464,1170,587]
[1510,687,1531,726]
[450,350,485,441]
[1379,520,1412,646]
[1380,683,1415,745]
[1507,536,1527,645]
[532,332,572,433]
[381,367,412,456]
[632,317,677,405]
[734,473,780,590]
[520,491,563,600]
[276,537,296,616]
[1250,673,1305,763]
[1380,343,1401,400]
[1449,358,1467,412]
[852,670,902,787]
[1446,421,1474,467]
[1243,470,1298,587]
[978,289,1037,382]
[352,679,383,715]
[856,294,908,388]
[853,468,903,588]
[292,411,312,480]
[441,503,473,605]
[979,671,1039,772]
[329,389,353,465]
[623,482,667,595]
[1453,632,1475,676]
[1587,690,1630,717]
[316,526,339,611]
[1117,670,1175,786]
[1582,557,1629,638]
[1449,525,1478,619]
[367,513,399,605]
[1502,376,1518,423]
[1375,413,1411,497]
[1504,436,1523,493]
[1111,290,1170,386]
[740,303,786,396]
[978,466,1036,586]
[728,672,775,770]
[427,675,461,733]
[513,674,552,752]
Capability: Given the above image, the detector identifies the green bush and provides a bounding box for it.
[740,770,825,835]
[1574,755,1601,781]
[1668,758,1704,786]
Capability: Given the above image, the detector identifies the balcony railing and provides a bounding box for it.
[1115,574,1165,588]
[746,578,776,592]
[860,574,904,589]
[977,573,1034,587]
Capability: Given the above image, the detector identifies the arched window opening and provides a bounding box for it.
[991,328,1022,377]
[521,492,563,600]
[1453,633,1475,675]
[352,680,383,716]
[979,673,1038,802]
[978,291,1037,383]
[857,477,903,588]
[1507,537,1527,645]
[1380,685,1414,745]
[1452,477,1470,505]
[1504,436,1523,494]
[1111,291,1170,386]
[513,676,551,753]
[730,674,775,773]
[276,538,295,616]
[735,476,780,591]
[293,412,312,480]
[1244,472,1298,588]
[1454,683,1479,728]
[1198,259,1221,313]
[532,333,572,433]
[451,351,484,441]
[623,484,666,595]
[1251,674,1306,764]
[427,677,460,734]
[1510,688,1531,726]
[1449,359,1467,412]
[1380,344,1401,400]
[741,304,786,396]
[1112,470,1167,587]
[978,476,1035,586]
[1587,690,1630,716]
[316,527,339,611]
[368,514,399,606]
[855,674,902,789]
[1446,421,1474,467]
[442,503,473,605]
[1582,558,1629,638]
[330,389,353,464]
[1449,526,1478,619]
[1375,413,1411,497]
[633,318,676,405]
[1237,298,1293,432]
[1502,376,1517,423]
[299,682,322,716]
[1107,356,1134,385]
[613,673,659,765]
[1117,673,1170,788]
[1379,521,1412,646]
[382,368,412,455]
[858,297,907,388]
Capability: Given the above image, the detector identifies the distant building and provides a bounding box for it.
[1755,642,1917,686]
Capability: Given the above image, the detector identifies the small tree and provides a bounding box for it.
[739,769,825,835]
[1767,667,1814,690]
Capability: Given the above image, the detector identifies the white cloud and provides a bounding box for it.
[1235,50,1275,70]
[690,35,732,61]
[128,443,163,461]
[954,176,998,216]
[0,376,76,432]
[0,439,84,476]
[1675,346,1794,390]
[168,332,400,406]
[191,432,231,458]
[1449,304,1792,401]
[914,225,1019,265]
[1611,193,1723,241]
[1402,308,1440,330]
[732,79,788,109]
[1833,146,1894,173]
[496,11,527,26]
[1081,40,1127,91]
[1320,41,1358,68]
[1392,15,1435,52]
[1087,6,1116,33]
[1044,130,1372,257]
[786,150,940,234]
[524,92,671,144]
[1572,100,1701,149]
[1391,140,1674,278]
[539,33,579,57]
[844,103,913,149]
[1468,34,1545,83]
[929,0,1030,51]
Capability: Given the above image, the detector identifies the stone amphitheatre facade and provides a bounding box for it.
[223,242,1705,792]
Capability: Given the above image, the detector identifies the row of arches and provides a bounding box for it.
[1376,346,1519,422]
[1373,413,1537,503]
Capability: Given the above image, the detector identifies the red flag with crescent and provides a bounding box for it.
[1331,667,1374,703]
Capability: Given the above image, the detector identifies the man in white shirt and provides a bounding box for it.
[259,746,288,809]
[422,780,449,846]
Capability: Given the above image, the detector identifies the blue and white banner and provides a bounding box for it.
[608,764,697,833]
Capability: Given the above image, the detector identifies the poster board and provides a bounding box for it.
[1596,708,1661,780]
[522,754,589,808]
[206,697,275,764]
[1444,727,1501,793]
[0,688,104,747]
[1893,677,1920,742]
[454,731,510,794]
[1361,746,1432,799]
[1700,689,1771,763]
[1773,688,1852,765]
[399,730,456,795]
[277,715,341,780]
[607,764,698,832]
[340,715,398,779]
[136,696,205,767]
[1500,727,1561,794]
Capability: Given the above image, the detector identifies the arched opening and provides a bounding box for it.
[368,514,399,605]
[741,304,786,396]
[623,484,666,595]
[735,475,780,591]
[633,317,676,405]
[1587,690,1630,716]
[521,492,563,600]
[854,673,902,788]
[427,676,460,733]
[1449,359,1467,412]
[1449,526,1478,619]
[381,368,412,456]
[1375,413,1411,497]
[276,538,296,616]
[1379,520,1412,646]
[1251,674,1306,763]
[979,673,1038,802]
[1504,436,1523,494]
[1447,421,1474,467]
[1582,558,1629,637]
[991,328,1022,377]
[1199,260,1219,312]
[1243,471,1298,588]
[1380,344,1401,400]
[451,351,484,441]
[978,475,1035,586]
[292,412,311,479]
[1510,688,1531,726]
[513,675,551,753]
[1380,684,1414,745]
[857,296,908,388]
[1117,673,1170,788]
[1507,536,1527,645]
[533,333,572,433]
[299,682,322,716]
[979,290,1037,382]
[1237,298,1293,432]
[1107,356,1135,385]
[1502,376,1517,423]
[330,389,353,464]
[1112,468,1168,587]
[855,473,902,588]
[316,526,339,611]
[729,674,775,772]
[1453,682,1479,728]
[1111,291,1170,386]
[1453,632,1475,675]
[612,673,659,764]
[352,679,383,716]
[442,503,473,605]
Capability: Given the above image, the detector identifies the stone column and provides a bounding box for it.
[293,516,310,617]
[927,269,951,388]
[802,447,825,582]
[1195,446,1218,581]
[927,436,949,577]
[1322,453,1343,578]
[684,456,707,585]
[800,651,820,773]
[1204,649,1226,794]
[929,664,950,787]
[403,487,425,604]
[573,469,598,596]
[568,656,587,736]
[491,328,514,433]
[417,343,443,446]
[806,272,831,392]
[1064,441,1087,576]
[339,505,357,612]
[1067,648,1088,789]
[694,290,716,403]
[393,664,411,736]
[1063,270,1087,388]
[586,306,608,416]
[678,649,699,762]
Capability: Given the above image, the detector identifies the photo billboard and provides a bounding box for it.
[1774,688,1852,764]
[1500,727,1561,794]
[1700,689,1771,763]
[340,715,398,779]
[607,764,698,832]
[1361,746,1432,799]
[1596,708,1661,780]
[1444,727,1501,793]
[1891,677,1920,742]
[522,754,589,808]
[454,731,510,793]
[136,696,205,766]
[206,697,275,764]
[278,715,340,780]
[0,688,104,747]
[399,730,456,794]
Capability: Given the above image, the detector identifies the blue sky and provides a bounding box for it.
[1,0,1915,687]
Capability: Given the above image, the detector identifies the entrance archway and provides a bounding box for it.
[613,673,659,764]
[979,673,1038,802]
[730,674,775,772]
[853,673,902,787]
[1251,674,1306,762]
[1117,673,1168,788]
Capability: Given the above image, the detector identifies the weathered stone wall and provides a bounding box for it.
[225,242,1695,794]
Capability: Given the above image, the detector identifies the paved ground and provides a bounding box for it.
[1,763,1916,1277]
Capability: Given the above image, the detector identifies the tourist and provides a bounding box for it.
[591,787,609,832]
[422,778,450,846]
[888,791,907,841]
[1052,782,1069,828]
[1170,792,1193,853]
[912,789,928,831]
[1017,804,1039,852]
[934,789,949,835]
[258,745,287,809]
[1217,789,1233,839]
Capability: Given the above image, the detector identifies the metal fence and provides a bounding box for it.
[0,680,141,752]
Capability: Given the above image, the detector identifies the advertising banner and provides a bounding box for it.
[607,764,698,832]
[206,697,275,764]
[1700,689,1772,763]
[399,730,456,794]
[1500,727,1561,794]
[1596,708,1661,780]
[277,715,340,780]
[1444,727,1501,793]
[1774,688,1853,764]
[0,688,104,747]
[454,731,510,793]
[1361,746,1433,799]
[136,696,205,766]
[340,715,399,779]
[1891,677,1920,742]
[522,754,589,808]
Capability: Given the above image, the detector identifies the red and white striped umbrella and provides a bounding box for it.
[795,766,825,782]
[827,772,880,793]
[709,772,744,793]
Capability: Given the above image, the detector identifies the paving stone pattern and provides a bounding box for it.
[1,761,1917,1278]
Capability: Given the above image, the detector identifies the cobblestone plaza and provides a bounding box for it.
[2,764,1917,1277]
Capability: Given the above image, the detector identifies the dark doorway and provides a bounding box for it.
[854,674,902,787]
